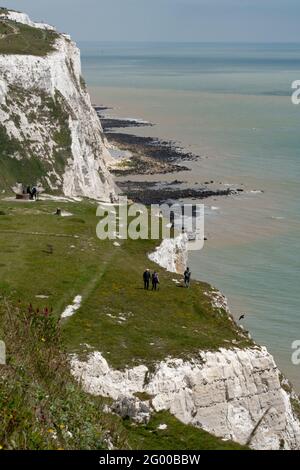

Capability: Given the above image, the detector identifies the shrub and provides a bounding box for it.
[0,301,123,450]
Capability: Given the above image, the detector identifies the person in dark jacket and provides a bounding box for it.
[152,271,160,291]
[184,267,191,288]
[31,186,37,200]
[143,269,151,290]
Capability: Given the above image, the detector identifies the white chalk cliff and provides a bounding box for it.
[148,232,188,274]
[71,237,300,450]
[71,347,300,450]
[0,10,116,200]
[1,10,56,31]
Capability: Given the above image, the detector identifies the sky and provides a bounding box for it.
[1,0,299,43]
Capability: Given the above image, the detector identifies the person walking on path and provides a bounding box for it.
[152,271,160,291]
[184,267,191,288]
[143,269,151,290]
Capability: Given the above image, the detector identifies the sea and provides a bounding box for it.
[80,41,300,391]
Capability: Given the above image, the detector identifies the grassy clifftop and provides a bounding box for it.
[0,199,251,370]
[0,198,250,450]
[0,17,58,56]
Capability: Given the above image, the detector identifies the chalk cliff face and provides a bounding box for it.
[148,233,188,274]
[0,10,116,200]
[71,347,300,450]
[1,10,56,31]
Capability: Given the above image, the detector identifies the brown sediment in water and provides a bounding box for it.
[96,106,238,204]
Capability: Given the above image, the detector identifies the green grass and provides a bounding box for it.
[0,199,251,370]
[0,198,250,450]
[0,19,58,56]
[124,411,248,450]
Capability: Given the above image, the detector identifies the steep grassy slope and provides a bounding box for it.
[0,198,250,450]
[124,412,248,450]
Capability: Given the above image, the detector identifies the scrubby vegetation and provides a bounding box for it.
[0,18,58,56]
[0,151,46,192]
[47,91,72,149]
[0,300,123,450]
[0,87,72,192]
[0,117,47,191]
[80,75,87,91]
[0,124,21,157]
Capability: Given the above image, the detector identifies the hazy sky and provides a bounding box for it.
[1,0,299,43]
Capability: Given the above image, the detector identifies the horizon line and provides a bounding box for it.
[77,40,300,45]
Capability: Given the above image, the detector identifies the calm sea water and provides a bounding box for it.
[80,42,300,390]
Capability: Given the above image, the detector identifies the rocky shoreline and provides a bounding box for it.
[108,132,193,175]
[96,106,192,175]
[117,180,236,205]
[95,106,243,204]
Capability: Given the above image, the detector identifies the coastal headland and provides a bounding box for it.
[0,8,300,451]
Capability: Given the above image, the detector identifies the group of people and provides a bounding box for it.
[143,267,191,290]
[143,269,160,291]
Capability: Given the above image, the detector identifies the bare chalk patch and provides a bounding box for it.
[61,295,82,319]
[157,424,168,430]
